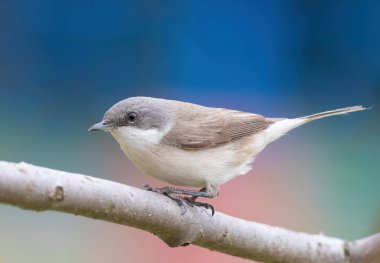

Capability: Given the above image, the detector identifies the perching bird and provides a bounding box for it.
[89,97,366,215]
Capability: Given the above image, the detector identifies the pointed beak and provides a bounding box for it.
[88,121,111,132]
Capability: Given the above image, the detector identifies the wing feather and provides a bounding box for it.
[162,108,275,149]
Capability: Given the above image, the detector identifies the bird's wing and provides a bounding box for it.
[162,108,275,149]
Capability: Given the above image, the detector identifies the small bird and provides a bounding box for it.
[89,97,366,215]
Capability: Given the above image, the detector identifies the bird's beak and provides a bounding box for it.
[88,121,111,132]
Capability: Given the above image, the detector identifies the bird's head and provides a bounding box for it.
[89,97,174,145]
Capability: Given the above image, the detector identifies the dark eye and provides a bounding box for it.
[127,112,138,124]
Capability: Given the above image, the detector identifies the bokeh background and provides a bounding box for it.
[0,1,379,262]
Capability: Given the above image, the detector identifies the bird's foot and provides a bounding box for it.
[143,184,214,216]
[184,197,215,216]
[144,184,188,215]
[144,185,211,198]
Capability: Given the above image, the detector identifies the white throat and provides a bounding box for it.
[111,127,163,149]
[110,122,173,158]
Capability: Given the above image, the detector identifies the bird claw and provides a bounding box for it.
[184,197,215,216]
[144,184,187,215]
[143,184,155,191]
[143,184,214,216]
[175,197,188,215]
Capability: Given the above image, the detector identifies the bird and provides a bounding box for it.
[89,97,366,215]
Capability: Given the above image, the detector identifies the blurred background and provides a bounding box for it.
[0,1,379,262]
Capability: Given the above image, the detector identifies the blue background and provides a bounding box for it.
[0,1,379,262]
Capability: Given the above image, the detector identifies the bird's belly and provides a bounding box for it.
[120,144,208,187]
[119,140,257,188]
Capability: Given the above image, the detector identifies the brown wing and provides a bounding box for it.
[162,108,275,149]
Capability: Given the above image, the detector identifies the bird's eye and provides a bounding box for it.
[127,112,138,124]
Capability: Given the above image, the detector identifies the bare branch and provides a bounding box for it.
[0,161,378,262]
[347,232,380,263]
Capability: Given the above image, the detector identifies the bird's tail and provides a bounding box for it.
[264,105,367,144]
[300,105,366,122]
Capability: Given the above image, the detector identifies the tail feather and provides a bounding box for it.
[264,105,367,143]
[301,105,366,122]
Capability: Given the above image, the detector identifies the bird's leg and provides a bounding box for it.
[185,187,207,201]
[144,184,213,198]
[182,184,218,216]
[165,187,213,198]
[143,184,215,215]
[144,184,187,215]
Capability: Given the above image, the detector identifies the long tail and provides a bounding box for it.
[265,105,367,143]
[301,105,366,122]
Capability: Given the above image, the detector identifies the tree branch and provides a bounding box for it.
[0,161,378,263]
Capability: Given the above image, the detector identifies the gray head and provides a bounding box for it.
[89,97,172,132]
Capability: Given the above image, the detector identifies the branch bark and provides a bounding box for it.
[0,161,378,263]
